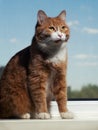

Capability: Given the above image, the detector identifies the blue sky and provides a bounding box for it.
[0,0,98,90]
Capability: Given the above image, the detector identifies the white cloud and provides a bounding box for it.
[74,54,89,60]
[73,54,98,60]
[82,27,98,34]
[76,62,98,67]
[68,20,79,27]
[10,38,17,43]
[72,54,98,67]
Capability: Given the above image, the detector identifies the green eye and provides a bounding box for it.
[49,26,55,31]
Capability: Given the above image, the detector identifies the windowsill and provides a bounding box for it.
[51,101,98,120]
[0,101,98,130]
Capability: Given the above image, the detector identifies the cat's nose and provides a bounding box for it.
[58,34,62,38]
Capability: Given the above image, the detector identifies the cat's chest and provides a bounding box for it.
[48,43,67,64]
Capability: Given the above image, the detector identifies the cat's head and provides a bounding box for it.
[35,10,69,42]
[35,10,70,52]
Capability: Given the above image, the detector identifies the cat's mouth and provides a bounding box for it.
[55,39,62,43]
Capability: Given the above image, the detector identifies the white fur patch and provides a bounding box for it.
[60,111,74,119]
[20,113,30,119]
[51,31,66,41]
[49,42,67,63]
[35,113,51,119]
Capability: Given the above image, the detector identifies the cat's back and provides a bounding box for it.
[8,46,30,69]
[0,46,31,87]
[2,46,30,75]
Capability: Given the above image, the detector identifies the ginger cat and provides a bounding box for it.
[0,10,73,119]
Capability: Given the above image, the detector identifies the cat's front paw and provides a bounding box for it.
[20,113,31,119]
[60,111,74,119]
[35,113,51,119]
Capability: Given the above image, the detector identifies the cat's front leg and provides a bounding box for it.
[29,82,51,119]
[33,94,51,119]
[28,68,51,119]
[53,71,74,119]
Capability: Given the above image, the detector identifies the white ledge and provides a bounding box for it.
[0,101,98,130]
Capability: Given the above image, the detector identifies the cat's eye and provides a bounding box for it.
[49,26,55,31]
[62,26,68,31]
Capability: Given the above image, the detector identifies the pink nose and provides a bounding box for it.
[58,34,62,38]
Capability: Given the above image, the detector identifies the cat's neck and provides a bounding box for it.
[31,36,66,59]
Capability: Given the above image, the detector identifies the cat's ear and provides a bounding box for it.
[58,10,66,21]
[37,10,47,25]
